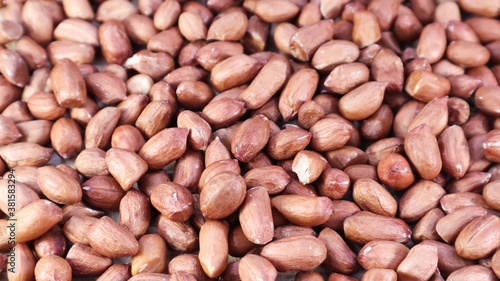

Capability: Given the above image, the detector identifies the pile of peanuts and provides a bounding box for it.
[2,0,500,280]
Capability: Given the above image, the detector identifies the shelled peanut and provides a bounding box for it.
[2,0,500,280]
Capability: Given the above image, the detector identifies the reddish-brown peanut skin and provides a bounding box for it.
[404,123,442,180]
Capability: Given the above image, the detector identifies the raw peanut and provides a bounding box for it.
[207,7,248,41]
[177,111,211,152]
[7,243,36,281]
[168,254,212,281]
[239,187,274,245]
[34,225,67,258]
[493,249,500,279]
[154,0,181,30]
[87,216,139,258]
[123,14,157,45]
[61,202,104,225]
[455,215,500,259]
[158,215,199,252]
[447,40,490,68]
[397,244,438,281]
[292,150,328,184]
[398,180,446,222]
[244,166,290,194]
[239,255,277,281]
[46,41,95,66]
[440,192,494,214]
[199,159,241,191]
[210,54,261,92]
[338,82,387,121]
[446,172,491,194]
[328,273,358,281]
[309,116,353,152]
[323,200,360,230]
[412,208,445,242]
[416,23,446,64]
[97,264,132,281]
[267,126,311,161]
[164,66,208,91]
[27,91,66,121]
[298,100,326,130]
[319,228,358,275]
[173,150,204,191]
[352,11,381,48]
[271,195,333,227]
[75,148,109,178]
[0,142,53,169]
[438,126,470,179]
[139,128,189,170]
[196,41,244,71]
[274,23,298,57]
[229,225,257,257]
[138,170,170,199]
[50,58,87,108]
[66,243,112,276]
[13,199,63,244]
[0,115,21,145]
[0,49,29,87]
[151,182,193,222]
[200,172,246,219]
[178,12,207,41]
[53,19,99,47]
[362,269,397,281]
[241,15,269,53]
[0,180,39,214]
[21,1,53,46]
[247,0,299,23]
[344,211,411,245]
[37,166,82,205]
[147,28,184,58]
[124,50,175,80]
[358,240,409,271]
[63,215,98,245]
[261,235,327,272]
[436,206,488,244]
[98,20,132,65]
[312,40,359,72]
[81,176,126,211]
[377,153,414,190]
[111,125,145,153]
[408,96,448,136]
[447,97,470,126]
[485,130,500,163]
[199,220,229,278]
[85,107,121,149]
[324,63,369,95]
[202,98,245,130]
[484,180,500,211]
[289,20,334,62]
[239,60,287,109]
[393,100,425,139]
[432,60,464,78]
[69,98,100,127]
[405,70,450,102]
[316,168,350,200]
[447,265,497,281]
[119,190,150,239]
[371,49,404,94]
[176,81,214,111]
[85,72,127,105]
[353,178,397,217]
[279,68,319,121]
[325,146,367,170]
[404,124,442,180]
[50,117,82,159]
[231,115,270,162]
[35,255,72,281]
[361,103,393,141]
[274,225,316,240]
[131,234,167,276]
[344,164,379,182]
[105,148,147,191]
[458,0,500,17]
[15,120,51,146]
